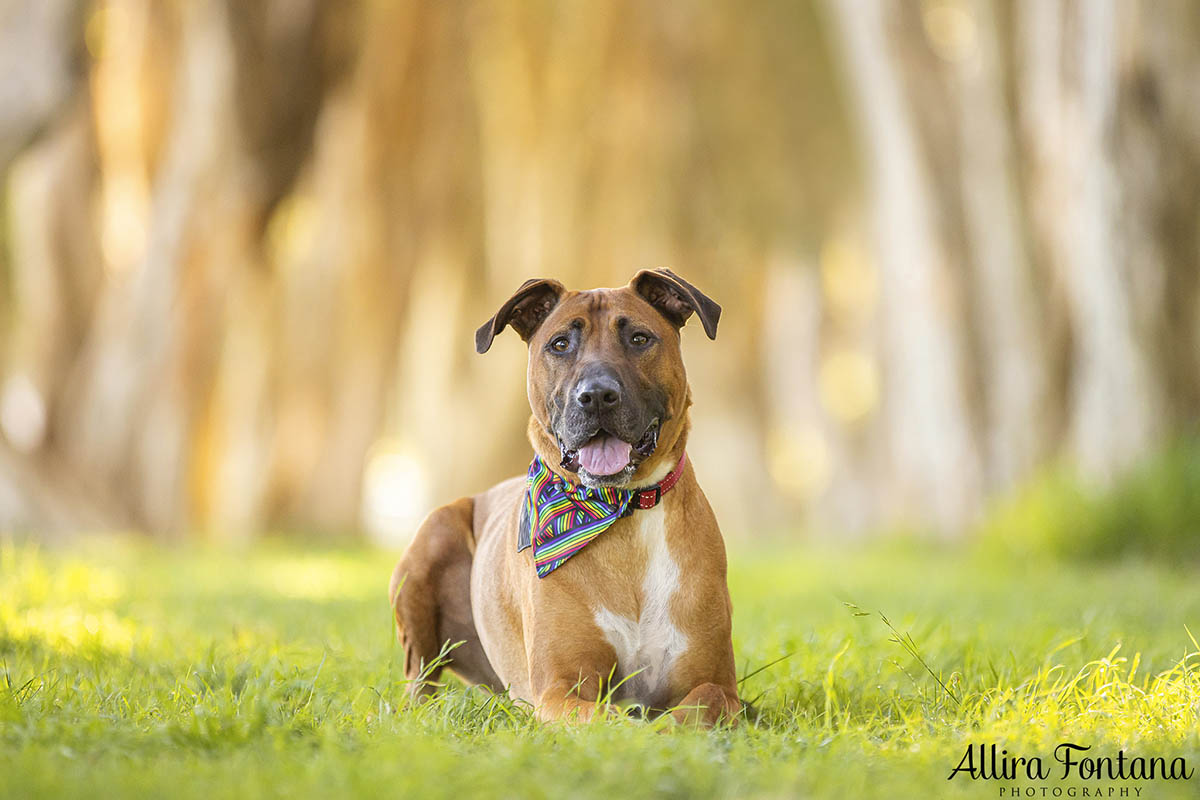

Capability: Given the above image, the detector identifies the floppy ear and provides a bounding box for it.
[631,268,721,340]
[475,278,567,354]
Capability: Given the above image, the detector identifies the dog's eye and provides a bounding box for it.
[550,336,571,353]
[630,332,650,347]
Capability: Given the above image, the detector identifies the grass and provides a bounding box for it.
[1,535,1199,798]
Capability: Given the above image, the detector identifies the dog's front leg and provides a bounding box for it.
[670,682,741,727]
[535,681,603,723]
[526,627,621,723]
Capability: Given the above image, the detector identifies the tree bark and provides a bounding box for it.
[1017,0,1159,482]
[953,0,1047,492]
[824,0,982,533]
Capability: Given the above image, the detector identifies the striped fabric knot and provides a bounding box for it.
[521,455,634,578]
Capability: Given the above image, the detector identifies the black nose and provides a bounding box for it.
[575,373,622,412]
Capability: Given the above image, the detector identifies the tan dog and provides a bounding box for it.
[389,269,739,725]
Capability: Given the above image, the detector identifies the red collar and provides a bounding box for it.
[630,451,687,511]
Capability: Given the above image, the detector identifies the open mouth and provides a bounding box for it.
[559,419,660,476]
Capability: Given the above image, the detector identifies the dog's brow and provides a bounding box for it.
[584,292,607,312]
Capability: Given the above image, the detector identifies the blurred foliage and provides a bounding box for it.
[980,434,1200,562]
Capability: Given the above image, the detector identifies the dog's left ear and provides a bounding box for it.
[631,268,721,340]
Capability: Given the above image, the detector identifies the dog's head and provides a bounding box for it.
[475,269,720,487]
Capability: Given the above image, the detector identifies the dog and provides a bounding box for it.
[388,269,739,725]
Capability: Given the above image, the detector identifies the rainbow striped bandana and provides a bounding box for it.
[518,455,635,578]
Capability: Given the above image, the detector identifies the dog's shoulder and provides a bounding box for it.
[470,473,525,546]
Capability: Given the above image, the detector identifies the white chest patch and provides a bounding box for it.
[592,505,688,706]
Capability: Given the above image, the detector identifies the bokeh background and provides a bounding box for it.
[0,0,1197,551]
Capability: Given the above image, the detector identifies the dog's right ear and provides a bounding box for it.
[475,278,567,354]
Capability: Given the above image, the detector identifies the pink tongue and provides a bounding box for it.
[577,435,633,475]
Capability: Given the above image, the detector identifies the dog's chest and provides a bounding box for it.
[591,505,688,706]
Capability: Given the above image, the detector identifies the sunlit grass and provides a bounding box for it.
[1,537,1198,798]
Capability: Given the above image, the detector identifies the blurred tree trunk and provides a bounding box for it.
[2,97,116,534]
[270,1,414,533]
[0,0,86,172]
[3,0,1196,541]
[1017,0,1160,482]
[953,0,1047,492]
[1111,0,1200,427]
[34,0,346,537]
[205,0,350,537]
[58,1,242,534]
[0,0,99,533]
[824,0,982,534]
